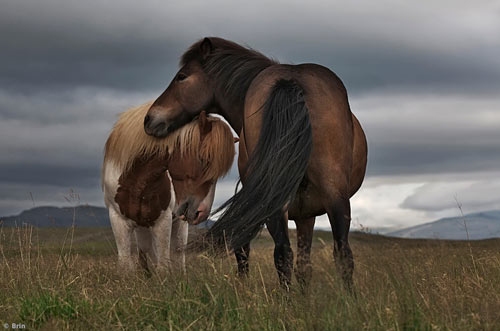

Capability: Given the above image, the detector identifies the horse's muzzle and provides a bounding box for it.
[174,198,199,224]
[144,115,170,138]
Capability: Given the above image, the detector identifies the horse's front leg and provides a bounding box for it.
[135,226,154,273]
[151,210,173,269]
[109,208,135,271]
[234,243,251,276]
[170,217,189,272]
[266,212,293,289]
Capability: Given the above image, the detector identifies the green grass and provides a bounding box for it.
[0,226,499,330]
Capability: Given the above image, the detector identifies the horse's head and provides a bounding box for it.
[145,38,215,138]
[168,111,235,224]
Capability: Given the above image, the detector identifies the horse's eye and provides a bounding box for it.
[176,73,187,82]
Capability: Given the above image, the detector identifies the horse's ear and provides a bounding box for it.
[200,37,213,60]
[233,137,239,143]
[199,111,212,136]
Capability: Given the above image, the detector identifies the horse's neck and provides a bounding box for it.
[213,96,243,135]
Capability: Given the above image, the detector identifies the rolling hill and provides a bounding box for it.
[0,205,215,229]
[2,206,499,240]
[0,205,110,227]
[387,210,500,240]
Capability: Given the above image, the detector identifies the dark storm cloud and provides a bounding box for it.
[350,91,500,175]
[368,144,500,176]
[0,17,182,93]
[1,0,499,217]
[0,164,98,187]
[1,0,500,94]
[0,1,196,94]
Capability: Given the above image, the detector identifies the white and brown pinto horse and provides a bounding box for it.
[102,102,235,272]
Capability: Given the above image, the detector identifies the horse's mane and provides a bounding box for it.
[181,37,277,110]
[103,101,235,184]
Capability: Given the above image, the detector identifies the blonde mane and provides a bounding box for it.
[103,102,235,185]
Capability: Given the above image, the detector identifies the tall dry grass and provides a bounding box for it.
[0,226,499,330]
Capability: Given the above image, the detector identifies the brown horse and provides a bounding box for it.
[144,37,367,288]
[103,103,235,272]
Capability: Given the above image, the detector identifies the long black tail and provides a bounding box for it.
[206,79,313,251]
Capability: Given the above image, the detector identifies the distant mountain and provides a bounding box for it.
[6,206,498,239]
[0,205,111,227]
[0,205,216,229]
[387,210,500,240]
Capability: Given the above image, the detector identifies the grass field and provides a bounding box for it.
[0,226,499,330]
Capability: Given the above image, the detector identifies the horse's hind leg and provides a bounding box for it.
[295,217,315,288]
[234,243,251,276]
[326,197,354,288]
[267,213,293,289]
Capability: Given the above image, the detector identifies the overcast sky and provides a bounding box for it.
[1,0,499,231]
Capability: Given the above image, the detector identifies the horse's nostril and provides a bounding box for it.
[144,115,151,126]
[154,122,165,133]
[195,211,200,218]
